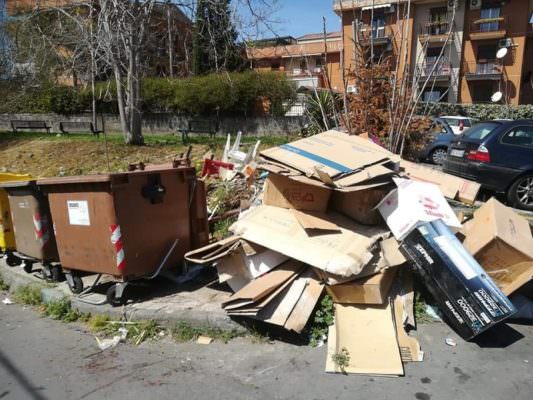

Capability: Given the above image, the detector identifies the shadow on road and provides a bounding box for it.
[0,348,48,400]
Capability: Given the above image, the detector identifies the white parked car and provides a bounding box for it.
[440,116,477,135]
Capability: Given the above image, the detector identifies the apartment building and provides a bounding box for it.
[334,0,533,105]
[246,31,344,91]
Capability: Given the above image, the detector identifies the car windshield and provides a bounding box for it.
[444,118,472,128]
[463,122,499,140]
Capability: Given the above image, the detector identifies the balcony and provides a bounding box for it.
[417,61,452,82]
[464,60,503,81]
[469,17,507,40]
[287,67,324,78]
[419,20,455,45]
[357,25,393,46]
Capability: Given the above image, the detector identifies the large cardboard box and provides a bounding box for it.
[263,173,332,212]
[462,198,533,295]
[331,184,390,225]
[260,130,396,181]
[326,267,398,304]
[401,220,515,340]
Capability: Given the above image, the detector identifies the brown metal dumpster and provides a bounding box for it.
[38,164,204,305]
[0,180,61,277]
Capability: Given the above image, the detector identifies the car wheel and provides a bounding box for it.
[507,174,533,211]
[430,148,447,165]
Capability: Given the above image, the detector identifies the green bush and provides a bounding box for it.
[418,102,533,120]
[0,71,296,116]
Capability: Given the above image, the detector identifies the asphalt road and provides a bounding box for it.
[1,301,532,400]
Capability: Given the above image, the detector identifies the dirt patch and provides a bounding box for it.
[0,137,209,177]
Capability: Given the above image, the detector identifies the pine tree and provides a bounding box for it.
[191,0,241,75]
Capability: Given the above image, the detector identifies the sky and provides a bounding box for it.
[271,1,341,38]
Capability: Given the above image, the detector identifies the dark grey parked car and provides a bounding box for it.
[419,117,456,164]
[443,119,533,210]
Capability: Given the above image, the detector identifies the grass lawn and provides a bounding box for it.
[0,131,293,177]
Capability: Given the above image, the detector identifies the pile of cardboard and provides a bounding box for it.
[185,130,526,377]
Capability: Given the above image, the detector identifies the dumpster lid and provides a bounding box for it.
[37,166,194,186]
[0,179,37,189]
[38,175,115,185]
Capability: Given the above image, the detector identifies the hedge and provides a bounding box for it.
[0,71,296,116]
[417,102,533,120]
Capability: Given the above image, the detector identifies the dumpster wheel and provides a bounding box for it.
[106,284,127,307]
[5,253,22,267]
[50,265,64,282]
[67,275,84,294]
[23,260,33,274]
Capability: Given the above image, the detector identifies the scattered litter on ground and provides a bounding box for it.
[197,335,214,345]
[445,338,457,347]
[2,297,13,305]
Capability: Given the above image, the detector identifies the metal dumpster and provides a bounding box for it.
[0,173,31,266]
[38,164,202,305]
[0,180,60,276]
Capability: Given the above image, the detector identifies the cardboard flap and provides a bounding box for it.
[230,205,388,277]
[334,163,396,188]
[325,303,404,376]
[222,260,304,308]
[401,159,480,203]
[378,178,461,240]
[380,237,407,267]
[184,236,241,264]
[291,209,341,232]
[487,261,533,296]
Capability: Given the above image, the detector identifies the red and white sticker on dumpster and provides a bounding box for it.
[67,200,91,226]
[110,224,126,272]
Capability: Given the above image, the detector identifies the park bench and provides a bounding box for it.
[59,121,102,137]
[11,120,51,134]
[177,119,217,142]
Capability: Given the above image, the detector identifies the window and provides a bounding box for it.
[471,82,495,102]
[423,89,444,102]
[429,7,448,35]
[480,7,501,32]
[372,15,385,38]
[299,59,307,72]
[464,122,500,140]
[501,127,533,147]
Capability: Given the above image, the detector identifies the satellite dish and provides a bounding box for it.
[491,91,503,102]
[496,47,508,59]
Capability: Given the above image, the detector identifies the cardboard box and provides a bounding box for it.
[263,173,332,212]
[378,178,461,240]
[462,198,533,295]
[401,220,516,340]
[326,267,398,304]
[331,185,390,225]
[260,130,394,181]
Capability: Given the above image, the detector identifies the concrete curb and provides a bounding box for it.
[0,259,245,332]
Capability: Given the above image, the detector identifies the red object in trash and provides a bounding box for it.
[201,159,234,177]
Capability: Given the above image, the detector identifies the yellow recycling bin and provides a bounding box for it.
[0,173,32,263]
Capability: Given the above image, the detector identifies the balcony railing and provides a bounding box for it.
[357,25,393,46]
[418,61,452,79]
[287,68,323,77]
[469,17,506,40]
[463,60,503,80]
[419,19,453,36]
